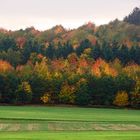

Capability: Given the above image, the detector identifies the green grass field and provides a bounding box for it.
[0,106,140,140]
[0,131,140,140]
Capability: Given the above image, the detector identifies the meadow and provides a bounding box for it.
[0,106,140,140]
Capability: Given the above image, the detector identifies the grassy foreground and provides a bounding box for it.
[0,106,139,140]
[0,131,140,140]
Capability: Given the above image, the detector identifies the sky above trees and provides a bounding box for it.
[0,0,139,30]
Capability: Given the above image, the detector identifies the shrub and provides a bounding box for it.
[40,93,50,104]
[113,91,129,107]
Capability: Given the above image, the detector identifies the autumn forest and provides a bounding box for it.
[0,7,140,108]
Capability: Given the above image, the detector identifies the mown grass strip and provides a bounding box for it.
[0,120,140,132]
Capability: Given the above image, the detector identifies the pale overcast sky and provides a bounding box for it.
[0,0,139,30]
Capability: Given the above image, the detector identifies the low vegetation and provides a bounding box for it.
[0,106,139,140]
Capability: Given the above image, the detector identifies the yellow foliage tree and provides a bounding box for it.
[59,82,76,104]
[34,58,50,79]
[21,82,32,94]
[113,91,129,107]
[40,94,50,104]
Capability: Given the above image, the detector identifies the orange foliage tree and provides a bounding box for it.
[92,58,117,77]
[0,60,13,72]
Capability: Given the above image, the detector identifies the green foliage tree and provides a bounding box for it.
[76,39,91,56]
[16,81,32,104]
[88,76,116,105]
[124,7,140,25]
[75,79,90,106]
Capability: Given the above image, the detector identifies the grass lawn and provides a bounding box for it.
[0,106,139,140]
[0,106,140,122]
[0,131,140,140]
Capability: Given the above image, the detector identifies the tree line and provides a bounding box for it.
[0,56,139,107]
